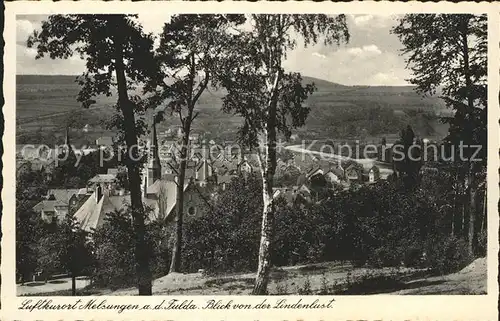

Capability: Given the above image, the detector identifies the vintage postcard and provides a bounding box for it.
[1,1,499,320]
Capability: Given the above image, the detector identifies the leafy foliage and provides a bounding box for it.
[181,176,472,275]
[34,217,93,283]
[147,14,247,273]
[219,13,350,294]
[91,209,170,289]
[393,14,487,256]
[28,14,160,294]
[182,173,262,274]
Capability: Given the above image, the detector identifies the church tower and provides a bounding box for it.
[63,126,75,160]
[148,119,162,184]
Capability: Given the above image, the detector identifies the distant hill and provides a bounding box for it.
[16,74,449,145]
[17,74,80,85]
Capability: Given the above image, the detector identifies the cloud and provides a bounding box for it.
[135,14,169,35]
[346,45,382,57]
[312,52,327,59]
[352,15,374,27]
[370,72,405,86]
[350,14,397,29]
[16,19,35,45]
[15,14,410,86]
[17,44,86,75]
[284,42,410,86]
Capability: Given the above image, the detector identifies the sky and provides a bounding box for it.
[16,14,411,86]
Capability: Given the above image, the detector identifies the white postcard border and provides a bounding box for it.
[2,1,499,320]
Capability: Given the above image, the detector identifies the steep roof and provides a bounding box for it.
[89,174,117,184]
[107,168,119,175]
[73,192,103,231]
[73,192,160,232]
[325,171,340,183]
[306,166,323,178]
[96,136,114,146]
[150,180,190,219]
[329,166,344,178]
[46,189,80,203]
[33,200,67,212]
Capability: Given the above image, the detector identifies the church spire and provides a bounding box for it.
[65,126,70,146]
[64,126,75,158]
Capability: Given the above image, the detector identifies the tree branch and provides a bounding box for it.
[191,111,200,123]
[192,70,210,105]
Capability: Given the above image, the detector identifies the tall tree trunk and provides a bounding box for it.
[253,82,279,295]
[113,22,151,295]
[253,168,275,294]
[253,127,277,294]
[451,173,458,236]
[461,20,476,257]
[467,167,476,255]
[71,273,76,296]
[169,123,190,273]
[451,210,455,236]
[481,189,486,232]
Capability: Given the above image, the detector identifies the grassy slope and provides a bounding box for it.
[20,258,485,296]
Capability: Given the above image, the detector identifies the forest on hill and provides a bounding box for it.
[17,74,448,146]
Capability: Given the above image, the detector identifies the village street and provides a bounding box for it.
[17,277,91,296]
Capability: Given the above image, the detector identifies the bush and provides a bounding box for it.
[369,246,401,268]
[91,210,170,289]
[181,173,262,274]
[424,235,473,275]
[402,245,425,268]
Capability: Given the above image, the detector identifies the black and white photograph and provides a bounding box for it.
[14,11,489,299]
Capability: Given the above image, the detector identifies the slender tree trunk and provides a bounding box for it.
[461,200,466,236]
[169,123,190,273]
[71,273,76,296]
[253,84,279,295]
[467,167,476,256]
[451,173,458,236]
[451,210,455,236]
[461,21,476,257]
[481,189,486,232]
[253,167,275,294]
[112,21,151,295]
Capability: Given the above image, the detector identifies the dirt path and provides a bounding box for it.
[17,277,91,296]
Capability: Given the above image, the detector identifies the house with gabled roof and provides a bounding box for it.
[306,166,324,180]
[345,163,362,183]
[33,188,90,223]
[237,159,253,174]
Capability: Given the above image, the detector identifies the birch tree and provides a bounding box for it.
[220,14,349,294]
[146,14,245,273]
[393,14,487,256]
[28,14,156,294]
